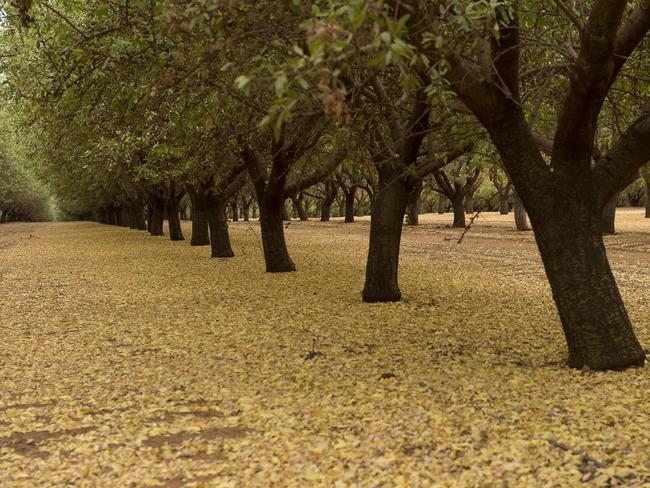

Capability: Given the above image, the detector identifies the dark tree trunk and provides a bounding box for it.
[406,180,423,226]
[189,186,210,246]
[532,204,645,370]
[645,176,650,218]
[437,195,448,214]
[293,194,308,221]
[127,205,138,229]
[135,206,147,230]
[166,198,184,241]
[118,206,128,227]
[260,193,295,272]
[600,192,618,235]
[451,194,466,228]
[242,201,250,222]
[146,205,153,232]
[320,200,332,221]
[513,188,530,231]
[230,199,239,222]
[362,168,409,302]
[149,198,165,236]
[206,197,235,258]
[344,188,356,223]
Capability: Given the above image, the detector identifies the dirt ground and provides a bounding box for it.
[0,210,649,487]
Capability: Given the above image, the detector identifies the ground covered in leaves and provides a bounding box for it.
[1,211,649,487]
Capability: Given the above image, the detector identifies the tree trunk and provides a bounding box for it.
[189,186,210,246]
[437,195,448,214]
[230,199,239,222]
[344,188,355,223]
[513,188,530,231]
[293,194,309,221]
[600,192,618,235]
[166,197,184,241]
[282,204,290,221]
[149,198,165,236]
[499,193,510,215]
[406,180,423,226]
[362,169,409,302]
[206,197,234,258]
[135,206,147,230]
[643,176,650,219]
[242,201,250,222]
[146,205,153,232]
[451,194,466,228]
[532,205,645,370]
[252,204,257,220]
[321,199,332,221]
[259,192,295,272]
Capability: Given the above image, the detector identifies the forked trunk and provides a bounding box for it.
[206,198,234,258]
[362,169,409,302]
[406,181,423,226]
[166,198,184,241]
[451,194,466,228]
[532,205,645,370]
[189,187,210,246]
[600,192,618,235]
[344,189,355,223]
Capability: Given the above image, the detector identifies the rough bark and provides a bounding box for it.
[533,203,645,370]
[260,194,295,272]
[362,167,409,302]
[600,192,619,235]
[188,185,210,246]
[206,197,234,258]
